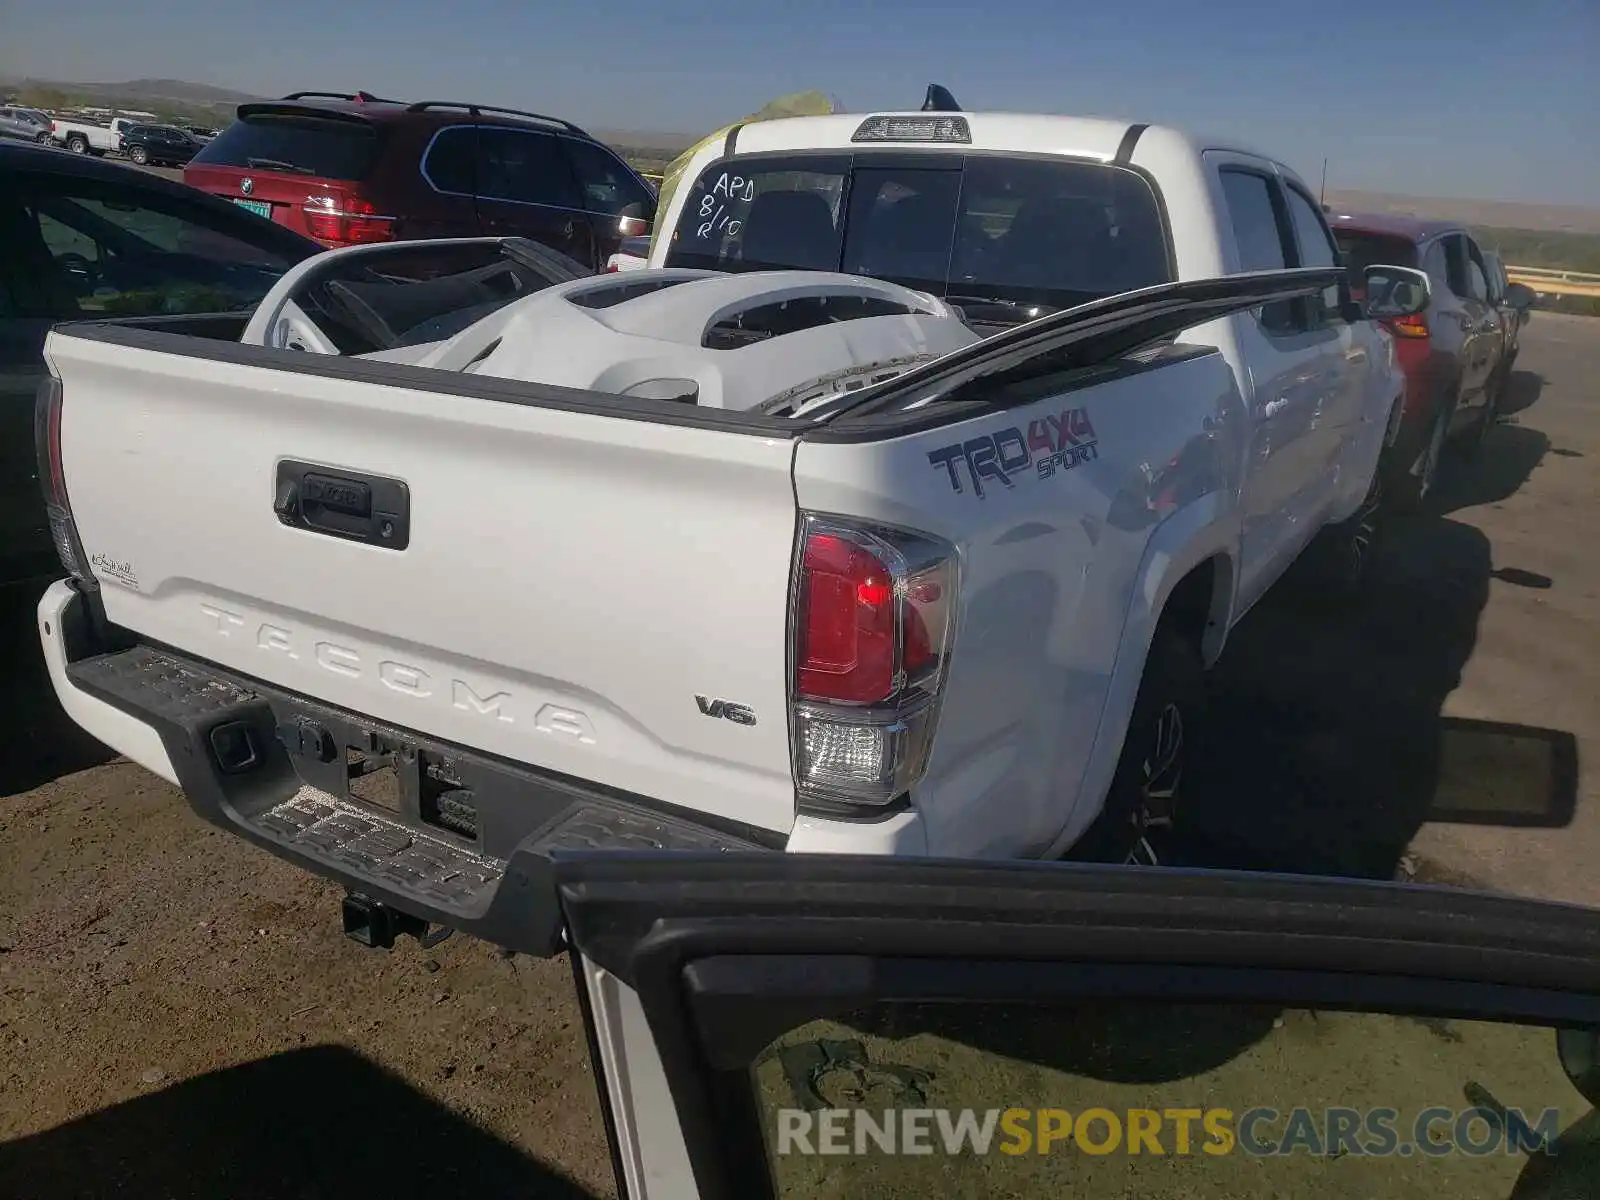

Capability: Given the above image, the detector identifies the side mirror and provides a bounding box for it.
[1505,281,1536,311]
[616,200,652,239]
[1361,264,1431,321]
[1557,1027,1600,1107]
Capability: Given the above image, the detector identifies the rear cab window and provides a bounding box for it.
[192,110,386,181]
[664,151,1172,323]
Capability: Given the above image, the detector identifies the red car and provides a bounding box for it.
[184,91,656,272]
[1330,212,1532,507]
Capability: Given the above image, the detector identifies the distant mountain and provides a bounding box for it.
[0,75,263,106]
[1321,188,1600,236]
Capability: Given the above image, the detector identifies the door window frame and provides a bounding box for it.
[1216,163,1306,336]
[560,856,1600,1200]
[1280,179,1349,327]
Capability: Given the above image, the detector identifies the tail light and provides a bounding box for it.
[1383,313,1429,339]
[33,376,95,588]
[302,193,396,246]
[790,515,958,813]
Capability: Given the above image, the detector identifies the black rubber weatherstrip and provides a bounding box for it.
[722,123,744,158]
[1114,122,1149,164]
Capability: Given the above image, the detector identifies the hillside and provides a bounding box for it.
[1323,188,1600,237]
[0,75,261,121]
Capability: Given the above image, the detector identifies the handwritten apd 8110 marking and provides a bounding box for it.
[697,173,755,239]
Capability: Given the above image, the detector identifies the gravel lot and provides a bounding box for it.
[1,314,1597,1197]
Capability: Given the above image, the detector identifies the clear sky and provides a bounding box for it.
[2,0,1594,205]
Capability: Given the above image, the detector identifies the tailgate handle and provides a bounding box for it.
[274,460,411,550]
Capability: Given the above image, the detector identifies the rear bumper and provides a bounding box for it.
[37,580,784,956]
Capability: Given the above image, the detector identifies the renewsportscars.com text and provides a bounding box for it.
[774,1106,1563,1158]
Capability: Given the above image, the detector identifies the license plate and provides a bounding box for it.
[232,198,271,219]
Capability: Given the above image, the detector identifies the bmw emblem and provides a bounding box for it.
[241,178,254,195]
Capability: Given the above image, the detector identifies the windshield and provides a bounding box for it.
[192,112,384,181]
[664,152,1172,319]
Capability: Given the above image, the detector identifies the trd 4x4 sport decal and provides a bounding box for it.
[928,407,1099,498]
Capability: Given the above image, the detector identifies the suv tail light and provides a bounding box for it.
[790,515,958,813]
[1383,312,1430,339]
[302,193,396,246]
[33,376,96,589]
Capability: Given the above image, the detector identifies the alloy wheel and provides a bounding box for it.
[1124,702,1183,867]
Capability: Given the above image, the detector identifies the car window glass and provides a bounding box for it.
[666,153,1171,315]
[1442,235,1473,298]
[15,177,299,318]
[474,128,580,209]
[1283,185,1342,320]
[1218,169,1295,332]
[1422,240,1450,294]
[840,168,963,287]
[1465,240,1492,303]
[422,126,476,194]
[191,114,383,182]
[562,138,654,216]
[745,1000,1593,1198]
[1467,260,1489,303]
[1485,257,1506,302]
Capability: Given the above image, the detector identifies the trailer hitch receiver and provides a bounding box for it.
[342,892,453,950]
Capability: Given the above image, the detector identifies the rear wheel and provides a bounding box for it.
[1075,623,1204,866]
[1467,360,1511,456]
[1389,393,1452,513]
[65,134,87,154]
[1292,463,1385,603]
[128,144,148,165]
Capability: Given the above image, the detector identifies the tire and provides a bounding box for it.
[1467,356,1513,457]
[128,145,148,165]
[1074,623,1204,867]
[1388,393,1453,514]
[65,134,87,154]
[1297,464,1385,600]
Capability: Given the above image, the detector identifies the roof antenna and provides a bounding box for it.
[1319,157,1329,209]
[921,84,961,113]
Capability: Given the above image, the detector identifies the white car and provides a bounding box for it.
[35,105,1427,958]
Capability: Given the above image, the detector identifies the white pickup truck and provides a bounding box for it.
[48,116,130,156]
[35,108,1429,955]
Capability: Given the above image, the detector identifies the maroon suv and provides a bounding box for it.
[184,91,656,271]
[1329,212,1531,506]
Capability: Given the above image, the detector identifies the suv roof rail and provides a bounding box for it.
[279,90,397,103]
[404,101,588,136]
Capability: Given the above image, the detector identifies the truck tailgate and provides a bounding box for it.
[47,331,802,836]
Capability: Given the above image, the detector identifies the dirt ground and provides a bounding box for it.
[1,315,1597,1198]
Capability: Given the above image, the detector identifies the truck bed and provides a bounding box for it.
[39,268,1344,946]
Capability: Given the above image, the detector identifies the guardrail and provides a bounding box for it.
[1505,265,1600,299]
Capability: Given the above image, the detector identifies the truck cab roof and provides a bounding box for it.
[722,110,1291,178]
